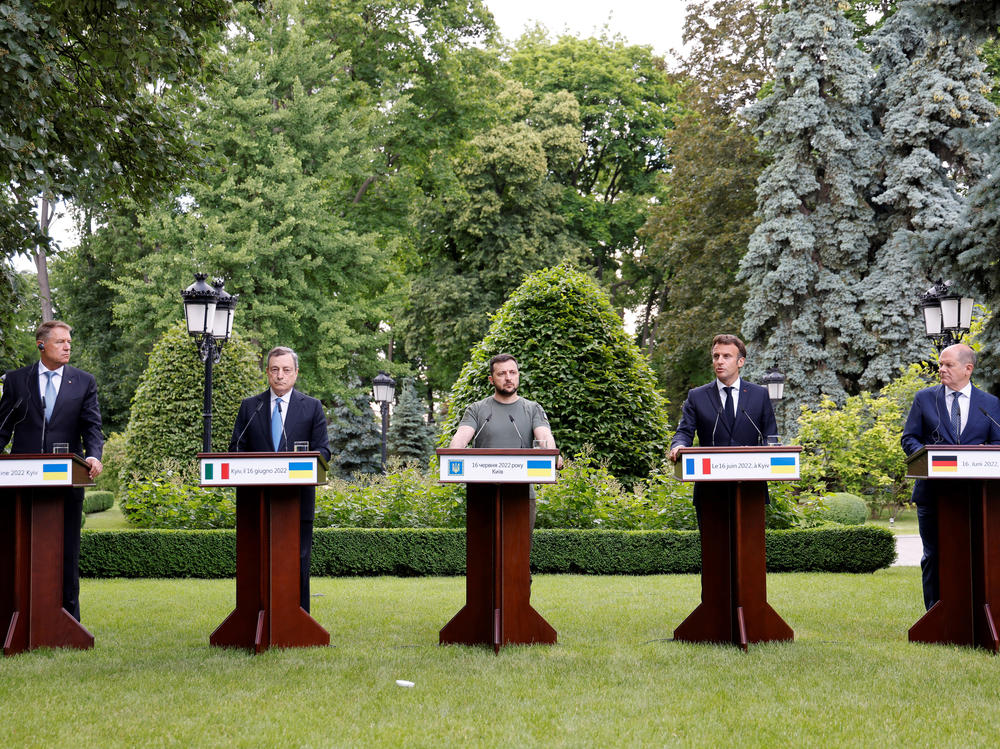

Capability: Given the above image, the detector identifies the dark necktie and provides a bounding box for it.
[723,386,735,428]
[951,391,961,443]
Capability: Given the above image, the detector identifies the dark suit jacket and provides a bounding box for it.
[902,384,1000,505]
[230,388,330,462]
[670,380,778,503]
[0,362,104,458]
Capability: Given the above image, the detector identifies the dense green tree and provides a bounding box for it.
[79,1,396,404]
[741,0,880,424]
[388,378,435,465]
[402,82,585,391]
[440,265,670,485]
[328,388,383,479]
[506,30,682,284]
[119,322,263,487]
[860,3,995,387]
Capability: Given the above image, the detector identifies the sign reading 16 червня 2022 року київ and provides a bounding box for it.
[439,454,557,483]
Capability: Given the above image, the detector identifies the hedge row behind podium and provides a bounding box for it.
[229,347,330,612]
[0,321,104,624]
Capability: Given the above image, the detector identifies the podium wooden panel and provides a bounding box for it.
[199,452,329,653]
[1,454,95,656]
[672,447,800,650]
[906,446,1000,651]
[436,448,558,652]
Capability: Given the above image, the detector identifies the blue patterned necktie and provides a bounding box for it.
[951,391,961,443]
[271,398,283,451]
[43,371,56,423]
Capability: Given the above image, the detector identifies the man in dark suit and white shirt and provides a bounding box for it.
[902,343,1000,610]
[229,346,330,612]
[668,334,778,523]
[0,321,104,621]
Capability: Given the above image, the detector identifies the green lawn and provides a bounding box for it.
[2,570,998,747]
[869,504,918,535]
[82,501,130,530]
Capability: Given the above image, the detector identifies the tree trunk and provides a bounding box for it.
[35,198,54,321]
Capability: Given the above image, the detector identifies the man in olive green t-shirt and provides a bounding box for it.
[449,353,562,529]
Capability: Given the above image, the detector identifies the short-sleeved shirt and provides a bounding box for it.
[459,396,550,449]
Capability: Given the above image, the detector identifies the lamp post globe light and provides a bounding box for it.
[921,279,974,351]
[181,273,238,452]
[761,367,785,445]
[372,372,396,471]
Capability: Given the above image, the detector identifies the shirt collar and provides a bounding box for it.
[947,382,973,399]
[716,378,741,393]
[38,362,64,378]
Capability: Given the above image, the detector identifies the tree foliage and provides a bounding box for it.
[741,0,880,424]
[0,0,237,254]
[327,389,383,480]
[388,378,435,465]
[440,265,670,485]
[119,322,263,487]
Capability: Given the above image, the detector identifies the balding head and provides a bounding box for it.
[939,344,976,391]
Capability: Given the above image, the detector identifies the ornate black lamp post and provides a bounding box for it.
[181,273,238,451]
[762,367,786,402]
[372,372,396,470]
[921,279,974,351]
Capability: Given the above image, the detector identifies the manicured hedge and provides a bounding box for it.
[80,525,895,578]
[83,490,115,514]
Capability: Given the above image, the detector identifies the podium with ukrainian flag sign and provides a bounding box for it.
[906,445,1000,651]
[199,452,329,653]
[672,446,801,650]
[436,448,558,652]
[1,454,95,656]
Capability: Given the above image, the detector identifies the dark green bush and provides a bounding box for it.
[79,525,895,577]
[119,467,236,529]
[93,431,126,497]
[119,322,263,492]
[440,265,671,486]
[821,492,868,526]
[315,462,466,528]
[83,490,114,514]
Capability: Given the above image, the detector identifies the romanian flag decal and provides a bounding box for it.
[288,461,313,479]
[770,456,797,474]
[931,455,958,473]
[42,463,68,481]
[526,459,553,477]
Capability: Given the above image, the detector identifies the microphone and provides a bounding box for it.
[40,396,47,452]
[277,399,289,452]
[710,404,722,446]
[508,414,525,446]
[979,406,1000,437]
[232,399,264,450]
[741,407,765,446]
[471,415,491,446]
[0,396,24,442]
[932,385,946,444]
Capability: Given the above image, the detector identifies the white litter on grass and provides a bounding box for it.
[395,680,415,688]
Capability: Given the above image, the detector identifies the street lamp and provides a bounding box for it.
[921,279,974,351]
[762,368,786,402]
[372,372,396,470]
[181,273,238,451]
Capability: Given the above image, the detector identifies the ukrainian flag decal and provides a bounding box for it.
[770,456,797,474]
[288,461,313,479]
[526,459,552,477]
[43,463,69,481]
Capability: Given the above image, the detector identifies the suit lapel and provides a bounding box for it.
[26,362,42,412]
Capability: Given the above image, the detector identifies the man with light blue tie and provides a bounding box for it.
[902,343,1000,610]
[229,346,330,612]
[0,321,104,621]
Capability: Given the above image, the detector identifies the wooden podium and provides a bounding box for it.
[906,446,1000,651]
[436,448,558,652]
[199,452,330,653]
[672,446,801,650]
[1,454,95,656]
